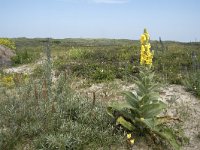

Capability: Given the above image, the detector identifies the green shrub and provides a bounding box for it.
[0,73,123,149]
[32,65,46,78]
[91,67,115,82]
[153,45,200,84]
[11,48,40,65]
[0,38,16,50]
[67,47,92,60]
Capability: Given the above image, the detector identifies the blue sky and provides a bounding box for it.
[0,0,200,42]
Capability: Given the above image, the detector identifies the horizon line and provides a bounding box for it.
[1,36,198,43]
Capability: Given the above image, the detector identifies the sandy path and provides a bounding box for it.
[3,58,45,74]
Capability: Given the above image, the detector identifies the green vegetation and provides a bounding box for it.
[0,67,123,150]
[1,37,200,149]
[183,71,200,97]
[0,40,127,149]
[0,38,16,50]
[4,37,200,96]
[11,47,41,65]
[7,38,200,86]
[107,68,180,150]
[53,45,139,82]
[154,43,195,84]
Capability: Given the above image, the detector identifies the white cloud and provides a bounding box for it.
[93,0,129,4]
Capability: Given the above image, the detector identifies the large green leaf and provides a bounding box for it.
[122,91,139,108]
[149,83,160,92]
[139,118,155,129]
[108,102,137,111]
[107,106,115,118]
[140,92,159,105]
[154,127,180,150]
[116,116,135,131]
[140,119,180,150]
[135,80,147,94]
[140,102,167,118]
[107,103,126,118]
[107,102,139,119]
[148,71,155,82]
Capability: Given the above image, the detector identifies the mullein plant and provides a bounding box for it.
[107,29,180,150]
[140,29,154,67]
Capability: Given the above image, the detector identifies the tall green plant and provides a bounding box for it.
[107,68,180,150]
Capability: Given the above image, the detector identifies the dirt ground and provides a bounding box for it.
[160,85,200,150]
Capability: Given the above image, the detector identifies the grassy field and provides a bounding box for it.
[11,38,200,86]
[0,38,200,149]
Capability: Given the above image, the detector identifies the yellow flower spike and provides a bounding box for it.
[145,43,151,50]
[141,45,145,52]
[140,28,153,66]
[127,133,132,139]
[140,118,144,121]
[130,139,135,145]
[140,34,146,44]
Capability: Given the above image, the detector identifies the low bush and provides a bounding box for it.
[11,48,40,65]
[67,47,92,60]
[0,72,123,149]
[0,38,16,50]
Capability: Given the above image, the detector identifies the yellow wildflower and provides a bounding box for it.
[127,133,131,139]
[1,76,14,87]
[145,43,151,50]
[140,28,153,66]
[130,139,135,145]
[141,45,145,52]
[0,38,16,50]
[140,118,144,121]
[140,34,146,44]
[2,76,13,83]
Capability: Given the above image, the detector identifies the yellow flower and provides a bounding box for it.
[140,118,144,121]
[140,28,153,66]
[141,45,145,52]
[0,38,16,50]
[140,34,146,44]
[130,139,135,145]
[2,76,13,83]
[127,133,131,139]
[145,43,151,50]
